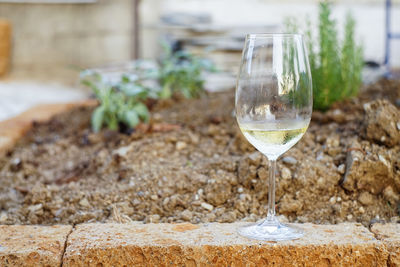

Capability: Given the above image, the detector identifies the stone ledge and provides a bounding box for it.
[63,222,389,267]
[371,223,400,267]
[1,223,398,266]
[0,225,72,267]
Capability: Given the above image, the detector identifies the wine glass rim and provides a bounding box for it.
[246,33,303,39]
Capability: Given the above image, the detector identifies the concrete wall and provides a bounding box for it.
[0,0,134,83]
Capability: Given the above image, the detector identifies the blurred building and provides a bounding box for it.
[0,0,399,84]
[0,0,135,83]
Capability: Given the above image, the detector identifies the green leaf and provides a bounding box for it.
[121,74,130,83]
[124,110,140,128]
[121,84,144,97]
[159,84,172,99]
[91,106,105,132]
[133,103,150,122]
[108,115,119,131]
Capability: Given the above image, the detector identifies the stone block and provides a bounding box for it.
[63,222,388,266]
[371,223,400,267]
[0,225,72,267]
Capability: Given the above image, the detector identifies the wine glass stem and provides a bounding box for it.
[267,159,276,220]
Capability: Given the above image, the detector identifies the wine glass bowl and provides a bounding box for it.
[235,33,312,241]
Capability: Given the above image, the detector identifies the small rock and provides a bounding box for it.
[239,193,251,201]
[347,214,353,220]
[329,197,336,204]
[218,211,237,223]
[277,214,289,223]
[181,210,193,221]
[66,161,74,170]
[201,202,214,211]
[113,145,131,157]
[205,212,216,222]
[378,154,390,168]
[359,207,365,214]
[176,141,187,150]
[279,196,302,213]
[364,99,400,147]
[150,195,158,201]
[148,214,160,223]
[10,158,22,172]
[237,187,244,193]
[281,167,292,180]
[383,186,399,205]
[390,216,400,223]
[282,156,297,165]
[316,135,326,143]
[326,135,340,148]
[0,211,7,223]
[161,198,170,207]
[342,147,393,194]
[330,109,346,123]
[248,151,262,164]
[369,217,385,226]
[235,200,247,213]
[167,195,186,209]
[238,160,258,187]
[188,132,200,144]
[79,198,90,208]
[205,181,232,206]
[28,203,43,214]
[257,167,268,181]
[337,164,345,174]
[358,192,374,206]
[132,198,141,206]
[316,153,324,161]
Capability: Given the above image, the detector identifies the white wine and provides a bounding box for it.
[239,120,309,159]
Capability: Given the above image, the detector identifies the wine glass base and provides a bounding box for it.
[238,219,304,241]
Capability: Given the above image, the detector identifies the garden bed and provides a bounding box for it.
[0,79,399,226]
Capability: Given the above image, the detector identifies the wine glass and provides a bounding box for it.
[235,33,312,241]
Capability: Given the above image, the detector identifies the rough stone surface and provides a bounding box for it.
[371,223,400,267]
[364,99,400,147]
[63,222,388,266]
[0,225,72,267]
[342,141,395,194]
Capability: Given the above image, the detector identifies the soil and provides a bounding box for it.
[0,79,399,226]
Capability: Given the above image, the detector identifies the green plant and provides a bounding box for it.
[285,1,363,110]
[81,72,150,132]
[158,43,216,99]
[81,44,215,132]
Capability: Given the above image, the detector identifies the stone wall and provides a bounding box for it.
[0,0,134,83]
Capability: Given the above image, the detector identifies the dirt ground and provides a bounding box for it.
[0,79,399,226]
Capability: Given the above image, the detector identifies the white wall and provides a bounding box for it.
[141,0,400,67]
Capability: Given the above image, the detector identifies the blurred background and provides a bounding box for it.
[0,0,399,120]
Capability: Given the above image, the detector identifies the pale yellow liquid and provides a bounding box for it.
[239,120,308,159]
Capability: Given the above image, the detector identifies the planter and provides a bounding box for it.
[0,79,399,266]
